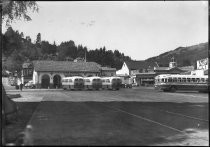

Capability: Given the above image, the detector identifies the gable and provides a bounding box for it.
[125,61,156,70]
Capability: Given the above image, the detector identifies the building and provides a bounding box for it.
[116,60,156,85]
[189,58,208,76]
[101,67,116,77]
[32,60,102,88]
[21,61,33,84]
[117,57,195,86]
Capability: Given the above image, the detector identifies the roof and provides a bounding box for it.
[179,66,195,71]
[101,67,116,71]
[154,67,170,71]
[33,60,101,72]
[125,61,156,70]
[154,66,189,72]
[156,74,208,79]
[22,62,33,68]
[136,72,156,75]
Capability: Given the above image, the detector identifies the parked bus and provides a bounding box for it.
[102,77,122,90]
[62,76,84,90]
[154,74,209,93]
[84,76,102,90]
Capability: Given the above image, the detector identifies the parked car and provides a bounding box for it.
[25,81,35,88]
[132,83,139,87]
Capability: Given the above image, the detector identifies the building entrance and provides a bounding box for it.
[41,74,50,88]
[53,75,62,88]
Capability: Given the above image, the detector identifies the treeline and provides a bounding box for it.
[2,27,131,74]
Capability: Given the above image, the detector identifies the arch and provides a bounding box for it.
[41,74,50,88]
[53,74,62,88]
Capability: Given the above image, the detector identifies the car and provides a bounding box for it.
[25,81,35,88]
[132,83,139,87]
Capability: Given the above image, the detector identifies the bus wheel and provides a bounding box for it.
[170,86,176,92]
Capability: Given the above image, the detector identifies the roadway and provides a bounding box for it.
[6,86,209,145]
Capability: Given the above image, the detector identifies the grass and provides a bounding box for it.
[5,102,39,144]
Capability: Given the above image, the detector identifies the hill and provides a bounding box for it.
[145,42,208,67]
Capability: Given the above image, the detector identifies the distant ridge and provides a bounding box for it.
[144,42,208,67]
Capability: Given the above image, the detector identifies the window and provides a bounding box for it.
[161,78,164,82]
[86,79,90,82]
[187,78,191,82]
[106,79,110,83]
[79,79,83,82]
[102,80,105,82]
[196,78,200,83]
[29,69,32,75]
[191,78,196,82]
[182,78,186,83]
[168,78,172,82]
[178,78,181,82]
[201,78,205,83]
[172,78,177,82]
[205,78,208,83]
[68,79,73,82]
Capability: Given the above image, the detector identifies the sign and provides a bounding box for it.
[197,58,208,70]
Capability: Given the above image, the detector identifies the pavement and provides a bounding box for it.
[15,88,208,146]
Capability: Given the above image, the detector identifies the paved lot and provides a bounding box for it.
[6,87,209,145]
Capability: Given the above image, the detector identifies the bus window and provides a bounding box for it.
[196,78,200,83]
[172,78,177,82]
[79,79,84,82]
[182,78,186,82]
[85,79,90,82]
[106,79,110,83]
[102,80,105,82]
[205,78,208,83]
[168,78,172,82]
[201,78,205,83]
[191,78,195,83]
[178,78,181,82]
[68,79,72,82]
[187,78,191,82]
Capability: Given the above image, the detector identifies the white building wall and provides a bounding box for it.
[191,70,205,76]
[33,70,38,84]
[116,62,130,76]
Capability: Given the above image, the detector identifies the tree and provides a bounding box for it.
[1,1,39,26]
[36,33,41,44]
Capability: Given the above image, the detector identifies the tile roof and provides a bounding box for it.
[101,67,116,71]
[32,60,101,72]
[125,61,156,70]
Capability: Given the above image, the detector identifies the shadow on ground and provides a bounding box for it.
[28,101,209,145]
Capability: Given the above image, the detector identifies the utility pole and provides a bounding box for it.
[85,49,86,62]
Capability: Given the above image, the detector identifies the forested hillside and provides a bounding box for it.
[145,42,208,68]
[2,27,208,75]
[2,27,131,74]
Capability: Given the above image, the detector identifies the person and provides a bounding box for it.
[20,83,23,91]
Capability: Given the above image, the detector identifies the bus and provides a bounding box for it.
[84,76,102,90]
[154,74,209,93]
[102,77,122,90]
[62,76,84,90]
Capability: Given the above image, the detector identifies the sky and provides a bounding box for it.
[2,1,208,60]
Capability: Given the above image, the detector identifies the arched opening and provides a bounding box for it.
[53,74,62,88]
[41,74,50,88]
